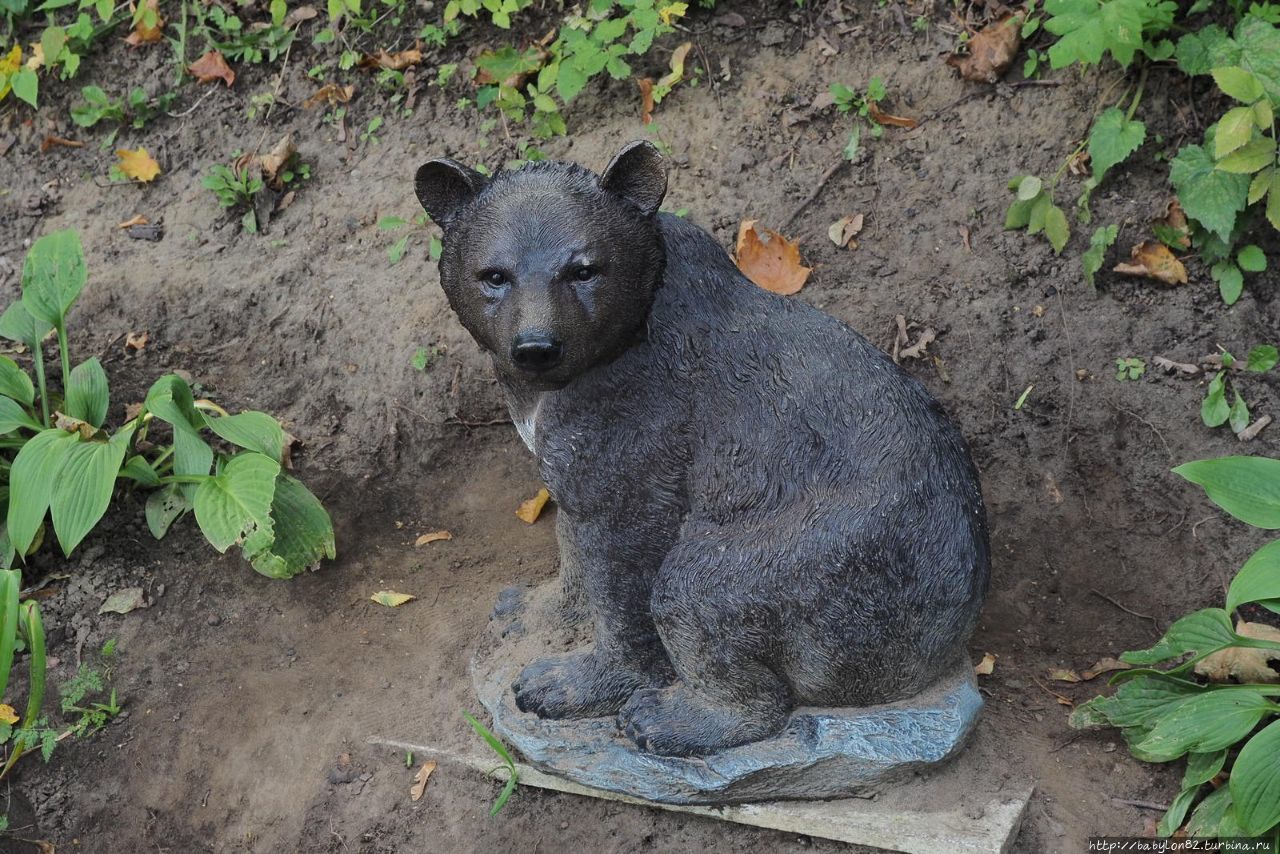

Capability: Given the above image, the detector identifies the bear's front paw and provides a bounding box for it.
[618,684,785,756]
[512,651,664,719]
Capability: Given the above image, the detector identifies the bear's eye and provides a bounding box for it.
[572,265,596,282]
[480,270,508,289]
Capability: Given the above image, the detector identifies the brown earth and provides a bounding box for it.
[2,1,1279,851]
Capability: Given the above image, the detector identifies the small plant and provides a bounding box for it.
[198,4,294,65]
[378,214,440,267]
[1201,345,1277,435]
[411,345,443,371]
[203,163,265,233]
[0,229,336,579]
[59,639,121,738]
[830,76,887,161]
[462,710,518,815]
[70,86,174,136]
[0,570,50,791]
[1073,455,1280,838]
[361,116,384,145]
[1115,357,1146,381]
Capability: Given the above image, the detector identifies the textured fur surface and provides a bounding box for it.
[416,142,990,757]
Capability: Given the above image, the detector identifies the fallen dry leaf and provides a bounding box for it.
[516,487,551,524]
[189,50,235,87]
[284,4,318,26]
[1154,199,1191,249]
[371,590,416,607]
[828,213,864,249]
[974,652,997,675]
[362,43,423,70]
[124,0,164,46]
[304,82,354,109]
[0,704,18,725]
[657,42,692,92]
[117,214,148,229]
[734,220,812,295]
[99,587,148,614]
[40,135,83,153]
[1048,668,1082,683]
[1113,241,1188,285]
[1239,415,1272,442]
[638,77,655,125]
[1081,657,1130,681]
[410,760,437,801]
[867,101,918,129]
[259,133,296,188]
[116,147,161,182]
[1195,622,1280,683]
[1067,149,1091,177]
[946,13,1023,83]
[1152,355,1200,376]
[414,530,453,547]
[125,330,149,352]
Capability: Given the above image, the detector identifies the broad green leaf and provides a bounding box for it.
[1134,689,1273,760]
[49,431,129,555]
[144,375,213,494]
[0,528,13,571]
[1016,175,1043,201]
[193,452,279,553]
[1121,608,1236,666]
[556,61,588,102]
[1175,24,1233,76]
[1201,371,1229,427]
[0,397,41,434]
[1216,137,1276,174]
[1005,196,1035,229]
[1174,456,1280,529]
[1230,719,1280,835]
[0,570,17,702]
[65,357,108,428]
[205,411,285,463]
[6,428,78,554]
[1269,170,1280,232]
[1238,245,1267,274]
[1246,344,1278,372]
[1169,144,1250,242]
[1044,204,1070,254]
[1232,16,1280,104]
[1070,675,1206,729]
[0,301,52,349]
[1027,193,1052,235]
[1211,66,1264,102]
[1185,749,1227,788]
[1185,786,1244,838]
[145,483,190,539]
[1214,106,1256,159]
[1082,224,1118,288]
[1213,261,1245,305]
[118,455,160,487]
[1044,0,1146,69]
[1229,393,1250,435]
[243,474,336,579]
[0,357,34,406]
[1157,785,1200,837]
[1087,108,1145,180]
[11,69,37,108]
[1227,539,1280,613]
[20,230,86,329]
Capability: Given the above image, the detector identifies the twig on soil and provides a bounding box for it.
[1110,403,1173,462]
[1112,797,1171,812]
[781,160,847,231]
[165,87,215,119]
[446,416,513,429]
[1090,586,1160,631]
[1049,732,1084,753]
[1032,676,1074,707]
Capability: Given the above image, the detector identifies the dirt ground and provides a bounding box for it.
[2,0,1279,851]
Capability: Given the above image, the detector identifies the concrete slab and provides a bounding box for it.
[367,735,1033,854]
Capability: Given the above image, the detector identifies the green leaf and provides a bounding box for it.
[244,474,336,578]
[1134,688,1273,761]
[20,230,86,330]
[1269,170,1280,232]
[1121,608,1236,666]
[1070,675,1206,729]
[1170,144,1250,242]
[1230,719,1280,835]
[145,483,190,539]
[119,455,160,487]
[1176,24,1233,76]
[1044,0,1146,69]
[1087,107,1145,180]
[1016,175,1043,201]
[0,397,41,434]
[1185,749,1227,788]
[1202,372,1229,427]
[6,428,79,555]
[1174,456,1280,529]
[1246,344,1278,372]
[11,69,37,109]
[193,452,280,553]
[49,431,129,555]
[1082,224,1118,288]
[556,62,588,102]
[144,375,213,495]
[0,357,34,407]
[1211,66,1265,102]
[1227,539,1280,613]
[1157,785,1200,837]
[1217,137,1276,174]
[0,301,53,349]
[1044,204,1070,254]
[1232,17,1280,105]
[1215,106,1257,159]
[1213,262,1244,305]
[1229,392,1250,435]
[205,411,285,463]
[64,358,108,429]
[1185,785,1244,838]
[1238,245,1267,273]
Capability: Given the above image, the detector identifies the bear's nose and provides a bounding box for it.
[511,333,563,372]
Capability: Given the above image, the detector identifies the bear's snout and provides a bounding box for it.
[511,332,564,373]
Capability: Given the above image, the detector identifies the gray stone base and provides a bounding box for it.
[471,582,985,806]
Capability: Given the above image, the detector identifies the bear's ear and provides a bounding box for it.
[599,141,667,218]
[415,159,488,227]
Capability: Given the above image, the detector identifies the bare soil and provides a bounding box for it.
[2,1,1279,851]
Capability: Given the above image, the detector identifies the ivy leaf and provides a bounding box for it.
[1175,24,1233,76]
[1169,143,1250,242]
[1044,0,1147,69]
[1082,224,1118,288]
[1088,107,1146,180]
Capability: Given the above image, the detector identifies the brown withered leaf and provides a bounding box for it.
[1113,241,1188,285]
[124,0,164,46]
[946,13,1023,83]
[410,760,437,801]
[734,220,812,295]
[414,530,452,547]
[125,330,149,352]
[974,652,997,676]
[1194,622,1280,683]
[638,78,655,125]
[1048,668,1082,683]
[189,50,235,87]
[40,135,83,153]
[516,488,552,524]
[827,214,864,248]
[284,4,318,26]
[117,214,148,229]
[867,101,918,129]
[304,82,354,109]
[1154,199,1191,249]
[259,133,296,187]
[1081,657,1130,681]
[116,147,161,182]
[1067,150,1091,176]
[657,42,692,92]
[361,43,423,71]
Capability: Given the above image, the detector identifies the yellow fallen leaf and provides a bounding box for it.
[414,530,453,546]
[1048,668,1081,683]
[303,82,354,109]
[116,147,161,183]
[1081,657,1130,681]
[371,591,415,607]
[0,47,20,99]
[0,704,18,725]
[515,487,551,524]
[1113,241,1187,286]
[734,220,812,295]
[827,214,864,249]
[25,42,44,70]
[974,652,997,676]
[657,2,687,25]
[410,759,437,801]
[117,214,148,229]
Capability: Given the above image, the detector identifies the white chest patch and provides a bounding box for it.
[511,394,544,453]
